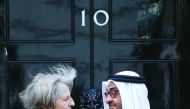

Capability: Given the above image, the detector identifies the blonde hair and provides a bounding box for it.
[19,64,77,109]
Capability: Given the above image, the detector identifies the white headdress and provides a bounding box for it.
[102,71,150,109]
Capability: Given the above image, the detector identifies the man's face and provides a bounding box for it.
[54,85,75,109]
[105,81,122,109]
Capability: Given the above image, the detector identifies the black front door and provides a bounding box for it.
[1,0,189,109]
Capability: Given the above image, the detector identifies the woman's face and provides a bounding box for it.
[54,85,75,109]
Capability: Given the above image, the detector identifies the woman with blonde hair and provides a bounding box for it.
[19,64,77,109]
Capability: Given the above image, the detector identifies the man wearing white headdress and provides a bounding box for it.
[102,71,150,109]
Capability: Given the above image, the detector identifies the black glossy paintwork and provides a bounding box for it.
[0,0,189,109]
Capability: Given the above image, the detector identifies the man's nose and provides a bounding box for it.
[105,95,113,104]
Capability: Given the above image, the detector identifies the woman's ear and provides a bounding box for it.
[41,106,53,109]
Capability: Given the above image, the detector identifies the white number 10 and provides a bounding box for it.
[81,10,109,26]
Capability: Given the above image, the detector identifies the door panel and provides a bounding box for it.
[111,0,176,40]
[9,0,73,42]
